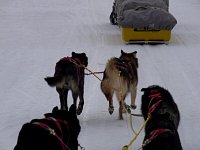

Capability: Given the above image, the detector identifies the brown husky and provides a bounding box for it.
[100,50,138,119]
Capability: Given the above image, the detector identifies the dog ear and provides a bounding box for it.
[141,88,147,92]
[44,106,59,118]
[82,53,86,57]
[69,104,77,115]
[72,52,76,57]
[133,51,137,57]
[52,106,59,113]
[80,53,88,67]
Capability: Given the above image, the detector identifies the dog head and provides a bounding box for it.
[141,85,162,98]
[140,85,166,119]
[119,50,138,68]
[141,85,173,101]
[45,104,81,150]
[141,85,180,127]
[72,52,88,67]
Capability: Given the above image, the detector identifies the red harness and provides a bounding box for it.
[142,92,174,147]
[62,57,84,84]
[148,93,161,99]
[32,117,69,150]
[143,128,172,147]
[147,93,162,115]
[62,57,82,66]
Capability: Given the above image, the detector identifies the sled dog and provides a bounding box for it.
[101,50,138,119]
[14,104,81,150]
[141,85,182,150]
[45,52,88,115]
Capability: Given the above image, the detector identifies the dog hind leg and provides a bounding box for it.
[77,92,84,115]
[101,79,114,114]
[105,91,114,115]
[116,91,126,120]
[130,84,137,109]
[56,87,68,110]
[71,91,79,114]
[108,95,114,115]
[76,82,85,115]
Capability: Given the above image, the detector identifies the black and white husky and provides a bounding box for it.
[45,52,88,115]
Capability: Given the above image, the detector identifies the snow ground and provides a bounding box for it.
[0,0,200,149]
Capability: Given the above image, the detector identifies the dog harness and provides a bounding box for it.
[141,92,175,147]
[32,117,70,150]
[142,128,174,147]
[115,58,129,72]
[62,57,84,84]
[148,93,162,114]
[148,93,161,99]
[122,92,169,150]
[62,57,82,66]
[115,58,138,81]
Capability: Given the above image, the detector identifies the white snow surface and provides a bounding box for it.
[0,0,200,149]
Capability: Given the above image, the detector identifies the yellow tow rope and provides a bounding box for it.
[122,114,151,150]
[82,65,102,81]
[68,58,102,82]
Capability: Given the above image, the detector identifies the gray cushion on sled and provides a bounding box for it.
[118,7,177,30]
[116,0,169,18]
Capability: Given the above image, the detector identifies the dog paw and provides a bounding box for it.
[118,115,124,120]
[131,105,137,109]
[76,107,83,115]
[124,103,131,114]
[108,106,114,115]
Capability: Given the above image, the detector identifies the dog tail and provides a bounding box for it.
[44,76,64,87]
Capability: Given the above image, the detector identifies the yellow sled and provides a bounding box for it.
[121,28,171,44]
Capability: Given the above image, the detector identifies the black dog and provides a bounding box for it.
[141,85,182,150]
[14,104,81,150]
[110,2,117,25]
[45,52,88,115]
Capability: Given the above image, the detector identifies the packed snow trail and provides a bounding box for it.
[1,0,200,149]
